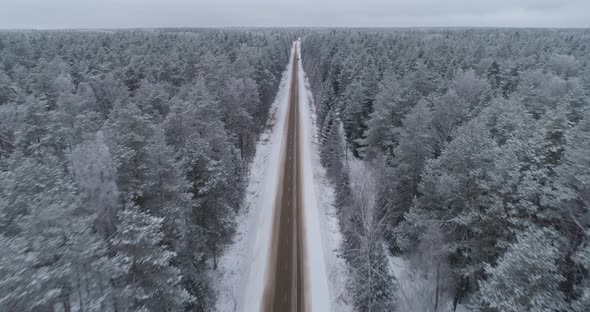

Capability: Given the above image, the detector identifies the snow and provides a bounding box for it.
[213,43,295,312]
[296,40,351,311]
[388,246,472,312]
[214,40,351,311]
[343,139,470,312]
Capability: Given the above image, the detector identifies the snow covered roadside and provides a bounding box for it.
[296,40,352,312]
[213,43,295,312]
[214,40,351,312]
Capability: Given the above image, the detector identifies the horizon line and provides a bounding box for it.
[0,25,589,31]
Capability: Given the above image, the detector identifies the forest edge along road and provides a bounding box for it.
[261,45,307,312]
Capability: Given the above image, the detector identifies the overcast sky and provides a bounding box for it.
[1,0,589,29]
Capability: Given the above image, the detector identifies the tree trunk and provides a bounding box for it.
[239,133,244,161]
[110,277,120,312]
[84,273,92,310]
[97,273,106,312]
[75,268,85,312]
[434,263,440,312]
[213,243,218,270]
[62,294,72,312]
[452,277,469,311]
[345,140,349,165]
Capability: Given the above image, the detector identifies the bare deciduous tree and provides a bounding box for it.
[397,224,454,312]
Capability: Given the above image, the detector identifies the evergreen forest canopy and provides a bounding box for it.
[0,26,589,312]
[0,29,294,311]
[302,28,590,311]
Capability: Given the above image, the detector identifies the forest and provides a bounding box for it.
[302,29,590,311]
[1,27,589,312]
[0,29,293,311]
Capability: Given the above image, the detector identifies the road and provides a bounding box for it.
[261,48,307,312]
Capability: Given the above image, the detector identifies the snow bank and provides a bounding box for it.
[296,40,351,312]
[214,43,295,312]
[215,40,351,312]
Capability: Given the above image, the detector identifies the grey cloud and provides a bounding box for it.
[0,0,588,29]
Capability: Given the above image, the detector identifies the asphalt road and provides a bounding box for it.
[262,47,306,312]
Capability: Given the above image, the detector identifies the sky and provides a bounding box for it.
[0,0,589,29]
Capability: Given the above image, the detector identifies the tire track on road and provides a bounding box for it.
[261,45,306,312]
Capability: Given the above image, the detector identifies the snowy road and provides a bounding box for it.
[261,47,306,311]
[215,41,338,312]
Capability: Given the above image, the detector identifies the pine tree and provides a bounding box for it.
[486,60,504,93]
[319,108,344,180]
[220,76,260,160]
[132,80,171,122]
[111,208,192,312]
[452,69,491,113]
[349,237,397,312]
[0,69,16,105]
[571,240,590,311]
[475,228,566,312]
[104,101,153,207]
[317,79,336,130]
[345,168,397,312]
[143,128,191,249]
[71,131,120,239]
[549,110,590,303]
[14,95,50,157]
[400,117,515,304]
[0,153,109,311]
[165,81,241,270]
[562,67,590,123]
[363,74,404,159]
[92,74,130,119]
[431,90,468,150]
[0,235,37,311]
[387,99,434,235]
[341,78,370,157]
